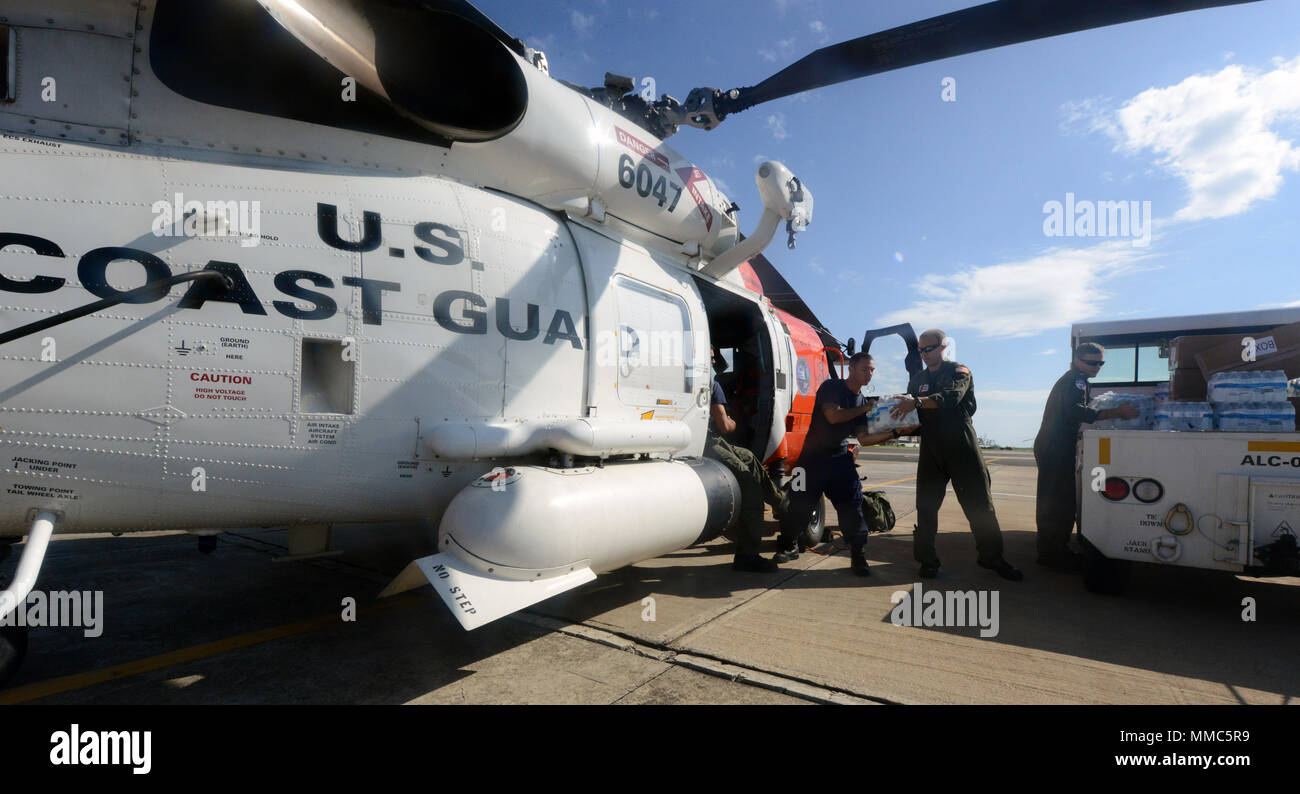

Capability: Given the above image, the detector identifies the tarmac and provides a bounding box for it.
[2,450,1297,704]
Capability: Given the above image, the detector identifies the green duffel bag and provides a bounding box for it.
[862,490,896,533]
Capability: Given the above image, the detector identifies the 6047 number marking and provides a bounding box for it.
[618,155,683,211]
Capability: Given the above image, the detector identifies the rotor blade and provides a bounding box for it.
[727,0,1262,113]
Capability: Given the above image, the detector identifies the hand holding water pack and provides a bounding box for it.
[866,396,919,433]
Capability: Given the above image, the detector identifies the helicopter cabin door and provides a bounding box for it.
[692,275,791,466]
[567,224,711,455]
[762,306,795,464]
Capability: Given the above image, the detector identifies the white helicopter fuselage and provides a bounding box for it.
[0,1,806,631]
[1,136,601,533]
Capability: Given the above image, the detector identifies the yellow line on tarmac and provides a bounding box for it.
[0,595,424,704]
[862,457,1004,489]
[870,474,919,487]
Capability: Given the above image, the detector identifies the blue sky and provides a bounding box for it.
[473,0,1300,445]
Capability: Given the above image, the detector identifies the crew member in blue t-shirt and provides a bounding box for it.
[774,352,918,576]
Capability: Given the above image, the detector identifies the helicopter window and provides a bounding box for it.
[1,26,13,103]
[148,1,456,148]
[613,277,693,399]
[300,339,355,414]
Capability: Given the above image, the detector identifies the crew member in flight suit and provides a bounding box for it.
[891,329,1023,581]
[1033,343,1138,571]
[705,348,788,572]
[775,352,916,576]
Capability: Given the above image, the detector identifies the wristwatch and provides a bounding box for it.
[890,428,901,439]
[913,397,923,411]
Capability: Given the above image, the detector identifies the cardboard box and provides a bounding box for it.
[1194,320,1300,379]
[1168,333,1247,370]
[1170,367,1207,401]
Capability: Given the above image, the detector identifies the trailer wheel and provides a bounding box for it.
[799,496,829,548]
[1082,539,1130,595]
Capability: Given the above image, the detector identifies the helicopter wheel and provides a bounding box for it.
[798,496,829,548]
[0,624,29,688]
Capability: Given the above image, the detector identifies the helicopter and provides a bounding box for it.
[0,0,1258,684]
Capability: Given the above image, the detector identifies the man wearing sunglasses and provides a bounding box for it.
[890,329,1023,581]
[1033,343,1139,571]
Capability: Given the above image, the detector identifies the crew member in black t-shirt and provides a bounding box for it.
[774,352,917,576]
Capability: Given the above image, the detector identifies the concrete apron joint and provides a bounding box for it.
[512,611,886,705]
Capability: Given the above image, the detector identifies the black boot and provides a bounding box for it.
[850,543,870,577]
[772,538,800,564]
[733,554,779,573]
[979,557,1024,581]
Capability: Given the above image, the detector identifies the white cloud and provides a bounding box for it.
[1100,56,1300,221]
[807,258,826,275]
[773,0,811,14]
[809,19,831,45]
[1058,96,1118,137]
[862,357,909,397]
[874,240,1158,338]
[570,9,595,37]
[525,33,556,52]
[759,36,799,63]
[766,113,788,141]
[1255,297,1300,309]
[1036,349,1058,356]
